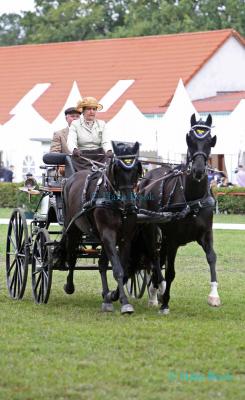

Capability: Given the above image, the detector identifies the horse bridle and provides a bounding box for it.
[186,125,211,176]
[109,154,140,191]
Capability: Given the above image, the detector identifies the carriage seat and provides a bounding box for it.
[42,152,75,178]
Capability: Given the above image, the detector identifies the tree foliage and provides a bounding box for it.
[0,0,244,46]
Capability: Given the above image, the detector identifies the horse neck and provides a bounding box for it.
[184,173,209,201]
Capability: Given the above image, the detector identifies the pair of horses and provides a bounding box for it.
[60,114,220,314]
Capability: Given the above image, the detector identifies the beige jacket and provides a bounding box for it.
[67,116,111,153]
[50,127,69,154]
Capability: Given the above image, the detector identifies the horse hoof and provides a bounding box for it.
[208,296,221,307]
[121,304,134,314]
[148,299,159,307]
[159,307,170,315]
[101,302,114,312]
[63,283,75,295]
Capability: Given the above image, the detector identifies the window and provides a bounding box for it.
[22,155,35,180]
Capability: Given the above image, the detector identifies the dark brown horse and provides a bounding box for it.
[135,113,220,313]
[59,141,142,313]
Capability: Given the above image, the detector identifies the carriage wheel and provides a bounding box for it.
[31,228,53,304]
[6,208,30,299]
[126,270,147,299]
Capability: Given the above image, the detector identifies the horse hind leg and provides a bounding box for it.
[64,267,75,295]
[159,246,177,315]
[145,227,166,307]
[148,262,166,307]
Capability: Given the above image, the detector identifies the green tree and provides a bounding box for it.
[16,0,131,43]
[0,0,244,46]
[111,0,198,37]
[196,0,245,34]
[0,13,23,46]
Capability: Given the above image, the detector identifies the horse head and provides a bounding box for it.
[186,113,216,182]
[109,141,142,203]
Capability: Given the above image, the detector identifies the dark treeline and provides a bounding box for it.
[0,0,244,46]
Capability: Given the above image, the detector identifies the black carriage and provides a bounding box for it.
[5,153,108,304]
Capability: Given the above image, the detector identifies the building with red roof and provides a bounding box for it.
[0,29,244,180]
[0,28,244,125]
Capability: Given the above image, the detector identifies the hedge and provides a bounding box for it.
[212,187,245,214]
[0,183,245,214]
[0,183,42,212]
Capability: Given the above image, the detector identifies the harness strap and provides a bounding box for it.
[137,168,184,195]
[161,195,215,213]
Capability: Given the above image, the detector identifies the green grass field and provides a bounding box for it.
[0,223,244,400]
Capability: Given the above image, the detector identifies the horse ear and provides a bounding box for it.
[111,141,117,154]
[206,114,212,127]
[138,161,143,177]
[190,113,197,127]
[186,133,191,147]
[211,135,217,147]
[133,141,140,155]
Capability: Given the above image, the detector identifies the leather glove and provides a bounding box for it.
[72,148,81,157]
[106,150,113,159]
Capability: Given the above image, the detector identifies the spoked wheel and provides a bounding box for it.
[32,228,53,304]
[6,208,30,299]
[126,270,147,299]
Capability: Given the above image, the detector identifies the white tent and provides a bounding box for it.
[157,79,199,164]
[213,99,245,182]
[106,100,157,152]
[1,107,52,181]
[51,81,82,131]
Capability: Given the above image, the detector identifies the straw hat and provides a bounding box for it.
[76,97,103,112]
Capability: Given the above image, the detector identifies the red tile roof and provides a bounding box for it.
[193,91,245,113]
[0,29,244,124]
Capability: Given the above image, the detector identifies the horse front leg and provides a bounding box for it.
[160,244,178,315]
[98,246,114,312]
[102,229,134,314]
[198,230,221,307]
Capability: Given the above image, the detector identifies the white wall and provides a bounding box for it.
[187,37,245,100]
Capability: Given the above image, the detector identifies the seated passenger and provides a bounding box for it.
[50,107,81,154]
[67,97,111,170]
